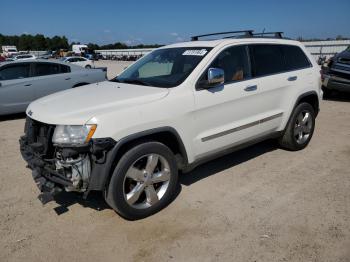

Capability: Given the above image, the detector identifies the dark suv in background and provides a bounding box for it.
[322,46,350,97]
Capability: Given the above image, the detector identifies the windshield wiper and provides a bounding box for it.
[120,78,151,86]
[109,78,121,83]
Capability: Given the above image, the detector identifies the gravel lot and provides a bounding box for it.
[0,61,349,262]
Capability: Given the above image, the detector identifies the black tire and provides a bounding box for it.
[105,141,178,220]
[85,65,92,69]
[278,102,315,151]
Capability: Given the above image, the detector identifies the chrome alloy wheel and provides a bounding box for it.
[294,110,313,144]
[123,154,171,209]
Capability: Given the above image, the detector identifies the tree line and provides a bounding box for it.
[1,33,348,51]
[0,34,162,51]
[0,34,69,51]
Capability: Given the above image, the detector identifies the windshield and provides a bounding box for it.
[346,46,350,51]
[113,47,212,87]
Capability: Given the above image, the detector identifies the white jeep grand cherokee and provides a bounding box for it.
[20,31,321,220]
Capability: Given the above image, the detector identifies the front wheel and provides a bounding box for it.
[278,102,315,151]
[105,141,178,220]
[85,65,92,69]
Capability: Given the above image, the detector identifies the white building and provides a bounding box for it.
[301,40,350,60]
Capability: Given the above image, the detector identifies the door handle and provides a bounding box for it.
[244,85,257,92]
[65,77,71,80]
[288,76,298,81]
[24,84,32,86]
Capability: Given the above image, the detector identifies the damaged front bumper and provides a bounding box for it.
[19,117,116,203]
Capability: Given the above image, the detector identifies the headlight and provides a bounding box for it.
[52,125,97,145]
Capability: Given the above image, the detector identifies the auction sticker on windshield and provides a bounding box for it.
[182,49,208,56]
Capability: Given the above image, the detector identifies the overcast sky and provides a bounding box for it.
[1,0,349,45]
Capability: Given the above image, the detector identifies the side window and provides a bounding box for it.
[202,45,251,83]
[33,63,61,76]
[250,44,285,77]
[0,64,30,80]
[282,45,311,70]
[60,65,71,73]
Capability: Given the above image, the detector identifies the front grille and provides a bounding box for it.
[329,70,350,81]
[332,64,350,72]
[24,117,55,158]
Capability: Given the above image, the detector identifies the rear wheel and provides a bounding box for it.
[105,141,178,220]
[85,65,92,69]
[278,103,315,151]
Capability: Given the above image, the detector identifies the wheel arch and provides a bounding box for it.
[279,91,319,136]
[294,91,319,117]
[88,127,188,191]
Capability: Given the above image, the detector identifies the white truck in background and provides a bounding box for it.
[2,46,18,57]
[72,44,88,55]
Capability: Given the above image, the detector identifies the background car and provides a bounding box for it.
[60,56,94,68]
[322,45,350,97]
[13,54,37,60]
[0,59,107,115]
[38,51,54,59]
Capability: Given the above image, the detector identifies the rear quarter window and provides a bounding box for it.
[33,63,61,76]
[282,45,312,70]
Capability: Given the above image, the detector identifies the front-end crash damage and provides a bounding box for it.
[19,117,116,203]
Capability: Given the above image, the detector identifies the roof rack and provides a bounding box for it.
[191,30,254,41]
[253,32,284,38]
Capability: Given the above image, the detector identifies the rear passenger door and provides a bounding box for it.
[31,62,73,99]
[249,44,313,132]
[280,45,314,111]
[75,57,86,67]
[0,63,34,114]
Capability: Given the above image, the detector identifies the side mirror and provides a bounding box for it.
[207,67,224,87]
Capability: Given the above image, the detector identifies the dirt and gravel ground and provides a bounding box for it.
[0,61,349,262]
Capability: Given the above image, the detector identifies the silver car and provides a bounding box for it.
[0,59,107,115]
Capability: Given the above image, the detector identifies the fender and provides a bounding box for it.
[88,126,188,191]
[294,91,320,115]
[279,90,320,136]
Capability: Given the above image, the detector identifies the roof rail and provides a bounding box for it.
[191,30,254,41]
[253,32,284,38]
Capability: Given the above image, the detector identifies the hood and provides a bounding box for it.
[27,81,169,125]
[333,48,350,62]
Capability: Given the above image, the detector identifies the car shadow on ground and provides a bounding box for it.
[52,191,111,215]
[0,112,26,122]
[323,92,350,102]
[180,139,277,186]
[52,183,183,216]
[52,139,277,216]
